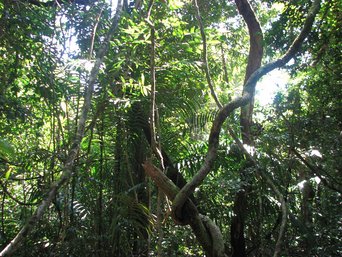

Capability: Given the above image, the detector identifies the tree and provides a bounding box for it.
[1,0,340,256]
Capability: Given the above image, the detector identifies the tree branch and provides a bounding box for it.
[0,180,37,206]
[142,161,227,257]
[89,7,104,59]
[136,109,198,205]
[0,2,123,256]
[192,0,222,108]
[291,148,342,193]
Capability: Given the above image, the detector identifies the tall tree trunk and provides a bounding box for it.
[231,1,263,256]
[235,0,263,145]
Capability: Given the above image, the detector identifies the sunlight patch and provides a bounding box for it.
[256,69,290,106]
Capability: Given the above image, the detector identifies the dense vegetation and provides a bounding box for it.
[0,0,341,256]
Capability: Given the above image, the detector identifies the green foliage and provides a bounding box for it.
[110,194,152,256]
[0,0,341,256]
[0,139,15,162]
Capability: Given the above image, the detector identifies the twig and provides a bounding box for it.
[279,113,342,193]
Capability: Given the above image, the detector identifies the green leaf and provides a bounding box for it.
[207,39,221,45]
[90,166,97,176]
[0,139,15,160]
[141,73,145,86]
[169,0,184,10]
[141,84,151,96]
[5,167,12,179]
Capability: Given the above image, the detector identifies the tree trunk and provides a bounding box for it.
[231,190,247,257]
[299,171,315,254]
[231,1,263,255]
[235,0,263,145]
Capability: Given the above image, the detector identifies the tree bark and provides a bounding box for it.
[235,0,263,145]
[231,190,247,257]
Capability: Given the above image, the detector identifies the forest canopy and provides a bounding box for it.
[0,0,341,256]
